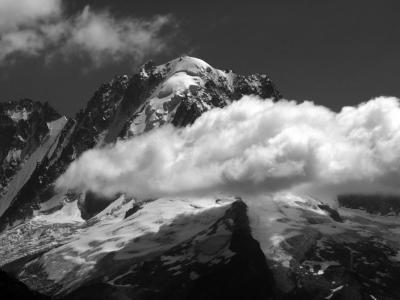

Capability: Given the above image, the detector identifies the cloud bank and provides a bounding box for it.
[57,96,400,202]
[0,0,173,66]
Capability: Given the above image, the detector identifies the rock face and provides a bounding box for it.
[338,194,400,215]
[0,99,61,194]
[0,270,49,300]
[0,56,399,300]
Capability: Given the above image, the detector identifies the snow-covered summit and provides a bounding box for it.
[154,56,229,81]
[123,56,280,137]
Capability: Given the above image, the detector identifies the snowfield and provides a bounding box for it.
[15,196,236,294]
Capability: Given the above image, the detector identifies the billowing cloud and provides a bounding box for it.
[62,7,171,67]
[57,96,400,202]
[0,0,174,66]
[0,0,62,31]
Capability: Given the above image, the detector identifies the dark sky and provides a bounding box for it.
[1,0,400,117]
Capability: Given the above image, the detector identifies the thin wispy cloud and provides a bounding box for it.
[57,95,400,202]
[0,0,175,67]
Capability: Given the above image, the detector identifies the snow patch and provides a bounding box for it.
[6,108,30,122]
[157,72,202,98]
[389,251,400,262]
[34,198,84,224]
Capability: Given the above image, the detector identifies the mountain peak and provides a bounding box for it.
[0,56,282,227]
[0,57,287,299]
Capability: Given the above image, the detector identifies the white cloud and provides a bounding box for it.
[0,0,62,32]
[63,7,171,66]
[0,30,45,59]
[57,96,400,203]
[0,0,174,66]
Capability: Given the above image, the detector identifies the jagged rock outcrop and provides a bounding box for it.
[0,269,49,300]
[338,194,400,215]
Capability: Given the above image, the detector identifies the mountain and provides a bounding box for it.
[0,57,282,228]
[0,57,399,300]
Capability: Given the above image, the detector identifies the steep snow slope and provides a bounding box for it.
[0,99,75,230]
[0,117,68,219]
[0,100,61,191]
